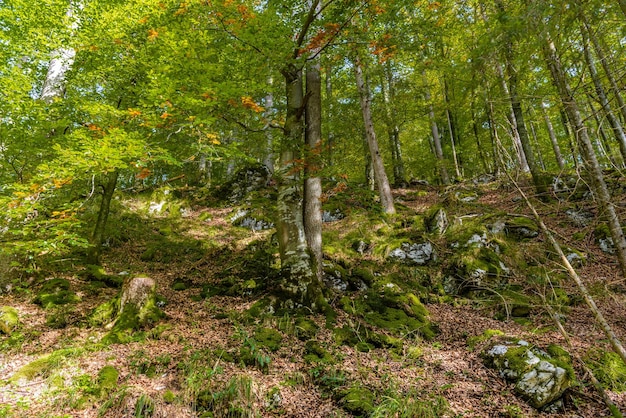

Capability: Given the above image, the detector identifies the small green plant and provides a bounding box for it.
[135,394,155,418]
[371,390,449,418]
[178,349,223,401]
[196,374,258,418]
[129,350,171,377]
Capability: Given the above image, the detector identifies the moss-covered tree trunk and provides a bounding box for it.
[87,170,119,265]
[276,64,323,309]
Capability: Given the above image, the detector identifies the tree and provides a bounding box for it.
[354,52,396,214]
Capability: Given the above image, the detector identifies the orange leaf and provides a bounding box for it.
[136,168,152,180]
[148,29,159,41]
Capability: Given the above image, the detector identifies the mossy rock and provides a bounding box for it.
[294,317,319,341]
[447,247,508,294]
[337,385,375,416]
[482,338,574,409]
[467,329,505,351]
[504,217,540,241]
[254,328,283,352]
[0,306,19,335]
[342,288,437,340]
[33,278,80,309]
[304,340,335,363]
[82,265,123,288]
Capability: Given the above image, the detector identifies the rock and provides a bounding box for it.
[388,242,436,265]
[322,209,345,222]
[231,209,274,231]
[221,163,271,203]
[505,217,539,240]
[351,240,371,255]
[599,237,615,254]
[473,174,496,184]
[409,178,430,186]
[483,340,574,409]
[552,175,590,201]
[0,306,19,335]
[425,208,448,235]
[564,208,594,227]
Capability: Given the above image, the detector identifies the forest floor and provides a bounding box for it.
[1,176,626,417]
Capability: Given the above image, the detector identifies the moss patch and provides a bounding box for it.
[33,278,80,309]
[254,328,283,352]
[0,306,19,335]
[337,384,375,416]
[10,348,82,383]
[586,349,626,391]
[341,288,437,340]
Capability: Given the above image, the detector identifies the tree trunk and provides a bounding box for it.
[540,101,565,170]
[40,6,77,103]
[495,62,529,172]
[381,65,407,187]
[617,0,626,17]
[422,71,450,185]
[87,170,119,265]
[325,65,334,167]
[543,36,626,278]
[582,25,626,165]
[354,55,395,214]
[304,54,323,283]
[443,77,462,179]
[276,64,321,308]
[586,20,626,126]
[263,77,275,174]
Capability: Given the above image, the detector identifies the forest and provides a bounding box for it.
[1,0,626,416]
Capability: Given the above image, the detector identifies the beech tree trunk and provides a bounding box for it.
[540,101,565,170]
[422,71,450,185]
[543,36,626,278]
[87,171,119,265]
[381,66,407,187]
[304,53,323,283]
[354,55,395,214]
[581,25,626,165]
[276,64,321,308]
[586,20,626,126]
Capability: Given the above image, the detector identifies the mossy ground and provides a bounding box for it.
[0,177,624,417]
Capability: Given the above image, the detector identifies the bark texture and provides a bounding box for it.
[354,55,396,214]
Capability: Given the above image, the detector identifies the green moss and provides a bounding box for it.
[345,289,437,340]
[10,348,81,383]
[467,329,505,350]
[163,390,176,404]
[254,328,283,352]
[82,265,123,288]
[338,385,375,416]
[88,299,118,327]
[304,340,335,363]
[0,306,19,335]
[171,281,189,291]
[594,223,611,240]
[97,365,119,396]
[294,317,319,341]
[546,345,575,380]
[33,278,80,309]
[586,349,626,391]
